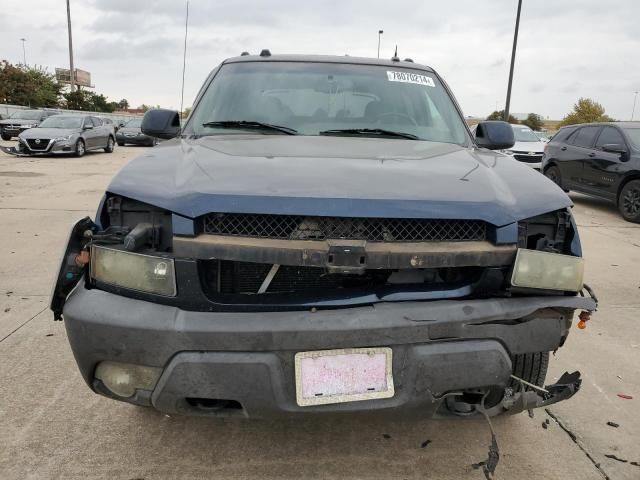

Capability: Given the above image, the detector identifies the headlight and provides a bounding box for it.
[511,248,584,292]
[24,123,38,128]
[54,135,72,142]
[90,245,176,296]
[500,149,515,155]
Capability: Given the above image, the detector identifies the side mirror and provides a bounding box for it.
[141,109,181,139]
[473,121,515,150]
[602,143,627,155]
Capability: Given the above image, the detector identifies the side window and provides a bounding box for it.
[82,117,91,128]
[595,127,625,149]
[571,126,600,148]
[91,117,103,127]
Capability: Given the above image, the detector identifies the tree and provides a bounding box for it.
[117,98,129,110]
[522,113,544,131]
[138,104,151,112]
[62,89,117,112]
[486,110,519,124]
[560,98,614,127]
[0,60,62,108]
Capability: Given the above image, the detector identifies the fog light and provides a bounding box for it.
[94,361,162,398]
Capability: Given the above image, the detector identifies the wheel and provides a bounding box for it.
[544,165,569,192]
[1,132,12,141]
[618,180,640,223]
[104,136,115,153]
[117,141,125,147]
[75,139,86,157]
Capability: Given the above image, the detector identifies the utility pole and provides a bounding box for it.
[66,0,75,92]
[20,38,27,65]
[632,91,639,121]
[377,30,384,58]
[504,0,522,122]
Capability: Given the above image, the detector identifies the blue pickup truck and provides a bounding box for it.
[51,53,595,423]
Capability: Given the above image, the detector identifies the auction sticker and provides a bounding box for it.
[387,71,435,87]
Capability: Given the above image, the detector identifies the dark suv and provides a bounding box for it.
[0,109,56,140]
[51,54,595,422]
[542,122,640,222]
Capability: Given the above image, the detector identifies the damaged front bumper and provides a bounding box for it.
[61,283,596,418]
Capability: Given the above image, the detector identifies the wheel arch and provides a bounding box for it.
[616,172,640,205]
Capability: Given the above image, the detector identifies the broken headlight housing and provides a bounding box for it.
[90,245,177,296]
[511,248,584,292]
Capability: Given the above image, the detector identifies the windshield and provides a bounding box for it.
[186,62,469,145]
[38,116,83,129]
[125,118,142,128]
[512,126,540,142]
[624,127,640,149]
[10,110,43,120]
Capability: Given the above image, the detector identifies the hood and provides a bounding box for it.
[118,127,142,134]
[511,140,546,153]
[19,128,79,139]
[107,135,572,227]
[0,118,40,126]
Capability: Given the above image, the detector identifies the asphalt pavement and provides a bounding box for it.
[0,140,638,479]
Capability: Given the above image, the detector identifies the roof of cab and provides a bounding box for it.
[223,53,435,72]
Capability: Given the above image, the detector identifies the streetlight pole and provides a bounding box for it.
[66,0,75,92]
[20,38,27,66]
[632,91,639,121]
[504,0,522,122]
[377,30,384,58]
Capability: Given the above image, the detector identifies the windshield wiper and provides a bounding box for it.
[319,128,419,140]
[202,120,298,135]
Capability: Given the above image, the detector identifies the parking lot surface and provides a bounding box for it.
[0,141,638,479]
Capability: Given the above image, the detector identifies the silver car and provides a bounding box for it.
[470,123,546,170]
[17,114,116,157]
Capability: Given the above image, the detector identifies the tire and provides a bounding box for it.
[1,133,12,141]
[484,352,549,409]
[618,179,640,223]
[75,139,86,157]
[510,352,549,389]
[544,165,568,192]
[104,136,115,153]
[117,141,125,147]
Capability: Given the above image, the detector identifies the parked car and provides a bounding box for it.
[116,118,156,146]
[99,117,119,134]
[51,54,595,423]
[17,114,116,157]
[471,123,546,169]
[534,131,550,142]
[0,109,56,140]
[542,122,640,222]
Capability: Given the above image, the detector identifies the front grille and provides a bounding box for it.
[199,259,488,301]
[26,139,50,151]
[513,153,543,163]
[215,261,360,294]
[202,213,486,242]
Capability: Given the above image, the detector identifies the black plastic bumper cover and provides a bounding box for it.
[63,286,596,417]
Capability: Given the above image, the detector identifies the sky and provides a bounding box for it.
[1,0,639,120]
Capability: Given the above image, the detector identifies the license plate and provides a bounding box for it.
[295,347,394,407]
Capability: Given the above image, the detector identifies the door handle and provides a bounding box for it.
[561,146,567,151]
[588,153,596,157]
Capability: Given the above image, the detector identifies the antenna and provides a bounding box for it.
[180,0,189,121]
[391,45,400,62]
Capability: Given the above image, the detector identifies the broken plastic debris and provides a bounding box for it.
[606,421,620,428]
[617,394,633,400]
